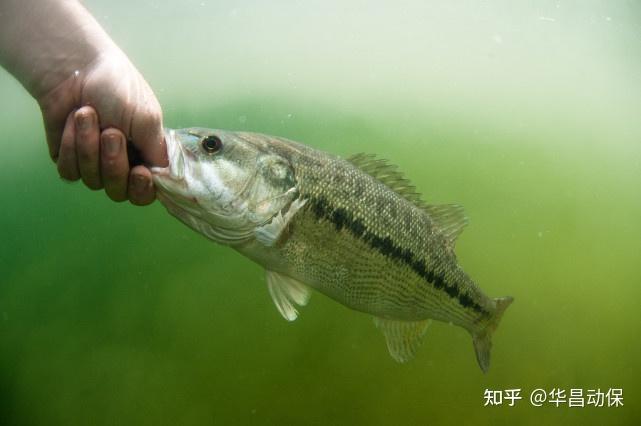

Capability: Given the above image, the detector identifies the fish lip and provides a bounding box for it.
[151,128,185,182]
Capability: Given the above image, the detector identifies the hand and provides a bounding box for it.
[38,50,167,205]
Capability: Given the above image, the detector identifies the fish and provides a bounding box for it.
[151,128,513,372]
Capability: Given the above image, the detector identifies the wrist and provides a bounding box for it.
[0,0,118,99]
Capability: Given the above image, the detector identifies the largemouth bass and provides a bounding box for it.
[152,128,512,372]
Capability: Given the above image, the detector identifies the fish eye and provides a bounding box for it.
[201,135,222,154]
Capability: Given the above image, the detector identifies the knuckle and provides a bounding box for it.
[148,111,162,127]
[101,162,126,180]
[76,149,94,163]
[101,127,124,140]
[136,109,162,133]
[76,142,97,162]
[75,109,97,135]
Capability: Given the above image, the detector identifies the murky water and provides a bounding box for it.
[1,1,640,425]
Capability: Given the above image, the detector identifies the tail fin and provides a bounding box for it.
[472,296,513,373]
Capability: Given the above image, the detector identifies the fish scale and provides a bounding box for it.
[152,128,513,372]
[281,151,485,318]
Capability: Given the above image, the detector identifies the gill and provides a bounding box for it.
[236,156,299,226]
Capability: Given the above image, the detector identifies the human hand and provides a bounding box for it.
[38,50,167,205]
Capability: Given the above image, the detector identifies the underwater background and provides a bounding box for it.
[1,1,640,424]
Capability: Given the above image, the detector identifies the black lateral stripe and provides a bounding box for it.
[308,196,486,314]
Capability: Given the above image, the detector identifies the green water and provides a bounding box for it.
[2,1,641,425]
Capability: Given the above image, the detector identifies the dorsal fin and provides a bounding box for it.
[423,203,469,247]
[346,153,468,247]
[346,153,426,207]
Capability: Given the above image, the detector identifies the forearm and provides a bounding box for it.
[0,0,117,99]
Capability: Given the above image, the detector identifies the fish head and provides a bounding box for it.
[151,128,298,245]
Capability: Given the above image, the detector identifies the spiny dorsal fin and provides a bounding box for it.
[346,153,468,247]
[373,317,432,363]
[347,153,426,207]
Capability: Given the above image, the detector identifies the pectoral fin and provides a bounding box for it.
[374,317,432,363]
[266,270,311,321]
[255,198,307,247]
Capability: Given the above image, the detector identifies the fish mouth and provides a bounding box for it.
[151,128,186,183]
[151,129,199,212]
[149,129,257,245]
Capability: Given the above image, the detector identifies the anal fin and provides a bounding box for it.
[374,317,432,363]
[266,270,311,321]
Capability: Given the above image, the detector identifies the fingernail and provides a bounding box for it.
[76,111,93,131]
[132,175,149,192]
[103,134,121,156]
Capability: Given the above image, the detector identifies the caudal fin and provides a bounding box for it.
[472,296,513,373]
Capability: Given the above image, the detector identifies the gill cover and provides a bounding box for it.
[152,128,300,246]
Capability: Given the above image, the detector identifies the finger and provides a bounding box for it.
[130,100,168,167]
[43,115,64,162]
[40,97,71,163]
[57,112,80,181]
[128,165,155,206]
[100,128,129,202]
[75,106,103,190]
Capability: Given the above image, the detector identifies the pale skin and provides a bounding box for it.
[0,0,167,205]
